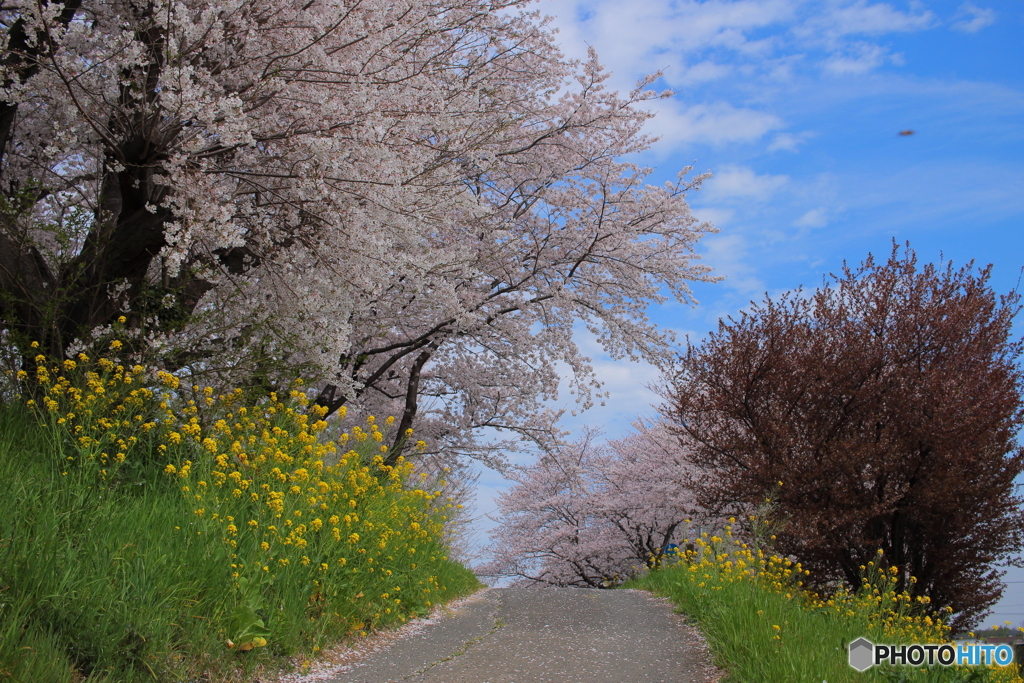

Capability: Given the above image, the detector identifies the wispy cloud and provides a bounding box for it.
[790,0,933,74]
[702,165,790,201]
[552,327,665,438]
[768,130,815,151]
[795,0,935,39]
[545,0,796,65]
[543,0,955,157]
[645,100,784,149]
[547,0,940,84]
[951,2,996,33]
[794,207,830,228]
[673,60,735,86]
[696,232,768,298]
[822,42,900,74]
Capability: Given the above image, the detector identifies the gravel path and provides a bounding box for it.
[283,587,723,683]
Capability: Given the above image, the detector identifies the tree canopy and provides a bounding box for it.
[0,0,716,461]
[481,422,714,587]
[662,244,1024,629]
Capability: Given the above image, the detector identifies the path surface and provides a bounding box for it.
[313,587,722,683]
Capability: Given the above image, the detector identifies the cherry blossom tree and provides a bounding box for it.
[480,422,715,586]
[0,0,716,462]
[480,430,627,587]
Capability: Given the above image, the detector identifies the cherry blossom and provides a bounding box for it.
[1,0,716,462]
[480,422,716,586]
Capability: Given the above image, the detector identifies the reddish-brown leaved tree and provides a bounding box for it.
[663,244,1024,629]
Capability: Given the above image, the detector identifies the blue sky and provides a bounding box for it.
[473,0,1024,627]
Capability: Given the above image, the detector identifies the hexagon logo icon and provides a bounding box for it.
[849,637,874,671]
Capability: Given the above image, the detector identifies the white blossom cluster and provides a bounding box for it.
[480,422,719,586]
[1,0,716,461]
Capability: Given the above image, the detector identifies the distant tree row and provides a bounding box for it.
[488,245,1024,630]
[480,422,715,587]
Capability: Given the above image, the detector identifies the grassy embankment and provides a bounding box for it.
[0,351,480,682]
[629,523,1022,683]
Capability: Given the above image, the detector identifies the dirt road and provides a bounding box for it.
[304,587,722,683]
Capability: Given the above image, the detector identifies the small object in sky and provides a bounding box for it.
[898,130,915,136]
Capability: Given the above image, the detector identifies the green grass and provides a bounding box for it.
[0,398,480,682]
[628,543,1020,683]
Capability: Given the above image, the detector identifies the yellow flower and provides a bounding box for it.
[156,371,180,389]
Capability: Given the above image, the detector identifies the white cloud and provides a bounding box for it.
[698,232,768,297]
[951,2,996,33]
[768,130,815,151]
[675,60,735,85]
[645,100,784,149]
[541,0,799,95]
[702,165,790,201]
[550,327,665,438]
[573,0,797,56]
[822,42,895,74]
[798,0,936,38]
[794,207,829,227]
[783,1,934,75]
[842,161,1024,231]
[673,0,797,52]
[690,206,736,228]
[539,0,954,139]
